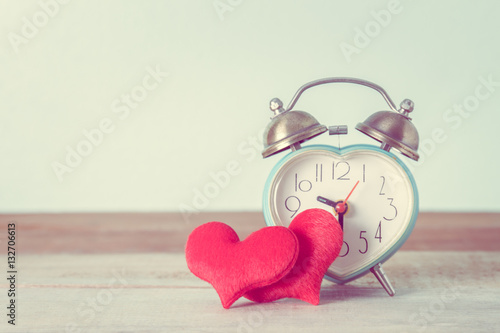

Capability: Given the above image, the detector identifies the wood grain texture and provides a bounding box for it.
[0,212,499,332]
[1,212,499,254]
[0,252,498,332]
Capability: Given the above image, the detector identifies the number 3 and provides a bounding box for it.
[384,198,397,221]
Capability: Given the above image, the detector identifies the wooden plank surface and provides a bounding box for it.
[0,212,499,332]
[0,252,499,333]
[1,212,499,254]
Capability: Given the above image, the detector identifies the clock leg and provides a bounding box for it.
[370,263,396,296]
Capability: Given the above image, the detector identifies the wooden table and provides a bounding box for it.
[1,212,499,332]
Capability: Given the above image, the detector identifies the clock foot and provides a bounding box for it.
[370,263,395,296]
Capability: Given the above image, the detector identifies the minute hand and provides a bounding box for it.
[317,196,337,207]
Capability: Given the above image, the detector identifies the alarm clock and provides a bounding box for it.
[260,77,420,296]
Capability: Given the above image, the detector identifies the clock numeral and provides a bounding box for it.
[339,241,350,257]
[383,198,398,221]
[375,221,382,243]
[284,196,301,218]
[359,231,368,254]
[332,161,350,181]
[315,164,323,182]
[363,164,366,183]
[295,173,312,192]
[379,176,386,195]
[344,227,383,257]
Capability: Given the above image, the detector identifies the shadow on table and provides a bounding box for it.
[319,283,412,304]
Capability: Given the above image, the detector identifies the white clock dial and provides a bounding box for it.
[264,145,417,282]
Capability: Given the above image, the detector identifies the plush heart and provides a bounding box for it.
[185,222,299,309]
[244,208,343,305]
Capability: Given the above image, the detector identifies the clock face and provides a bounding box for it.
[263,144,418,283]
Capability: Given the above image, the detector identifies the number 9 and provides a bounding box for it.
[285,196,301,218]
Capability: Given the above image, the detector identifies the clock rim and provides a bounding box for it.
[262,143,419,284]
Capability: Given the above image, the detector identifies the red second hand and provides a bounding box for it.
[344,180,360,204]
[335,180,360,215]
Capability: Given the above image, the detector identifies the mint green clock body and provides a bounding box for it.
[263,144,418,285]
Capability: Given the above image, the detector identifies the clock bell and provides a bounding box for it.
[262,77,420,161]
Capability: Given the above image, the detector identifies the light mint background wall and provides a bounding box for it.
[1,0,499,213]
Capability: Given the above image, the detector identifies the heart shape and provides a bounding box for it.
[185,222,299,309]
[244,209,343,305]
[263,145,418,284]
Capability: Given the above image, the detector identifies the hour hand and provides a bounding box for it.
[317,196,337,207]
[317,196,345,214]
[317,196,344,230]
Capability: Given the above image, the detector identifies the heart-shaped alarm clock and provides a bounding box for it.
[260,77,420,296]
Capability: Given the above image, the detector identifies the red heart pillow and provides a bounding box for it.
[245,209,343,305]
[185,222,299,309]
